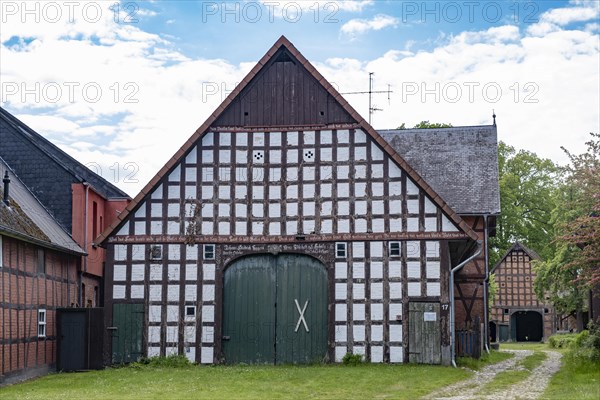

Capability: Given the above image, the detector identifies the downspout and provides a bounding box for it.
[80,181,90,307]
[483,214,491,354]
[451,240,483,368]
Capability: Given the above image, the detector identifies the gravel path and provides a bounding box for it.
[423,350,563,400]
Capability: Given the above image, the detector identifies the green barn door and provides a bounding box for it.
[276,254,328,364]
[222,254,327,364]
[112,303,144,363]
[222,255,277,364]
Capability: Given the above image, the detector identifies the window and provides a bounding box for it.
[335,243,347,258]
[94,286,99,307]
[38,309,46,338]
[503,309,509,314]
[92,201,98,240]
[389,242,401,257]
[186,306,196,317]
[150,245,162,260]
[37,249,45,274]
[203,244,215,260]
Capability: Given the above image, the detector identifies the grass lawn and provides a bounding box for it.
[1,364,472,400]
[457,349,514,371]
[544,352,600,399]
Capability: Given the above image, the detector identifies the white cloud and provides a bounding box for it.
[259,0,373,14]
[527,3,599,36]
[341,14,399,36]
[1,1,598,198]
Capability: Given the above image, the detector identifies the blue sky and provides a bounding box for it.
[1,0,599,195]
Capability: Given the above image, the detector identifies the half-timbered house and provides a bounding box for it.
[1,159,85,384]
[97,36,488,366]
[490,242,556,342]
[0,107,131,308]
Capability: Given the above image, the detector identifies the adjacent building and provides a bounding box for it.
[0,107,131,307]
[1,159,85,384]
[490,242,556,342]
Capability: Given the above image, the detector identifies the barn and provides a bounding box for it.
[490,242,556,342]
[97,36,487,366]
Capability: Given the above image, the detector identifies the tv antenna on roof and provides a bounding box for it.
[342,72,393,126]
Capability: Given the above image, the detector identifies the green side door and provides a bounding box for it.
[112,303,144,363]
[222,253,327,364]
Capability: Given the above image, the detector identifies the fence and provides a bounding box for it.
[456,316,481,359]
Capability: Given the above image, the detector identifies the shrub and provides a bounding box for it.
[342,352,363,366]
[568,323,600,363]
[548,333,577,348]
[131,354,193,368]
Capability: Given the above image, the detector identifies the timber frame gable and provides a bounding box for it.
[97,36,476,245]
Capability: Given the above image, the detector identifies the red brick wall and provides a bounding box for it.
[454,216,487,326]
[71,184,129,279]
[1,236,79,378]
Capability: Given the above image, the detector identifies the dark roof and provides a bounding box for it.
[379,126,501,215]
[0,158,86,255]
[97,35,479,244]
[491,241,541,273]
[0,106,130,231]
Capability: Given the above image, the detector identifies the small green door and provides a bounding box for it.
[409,302,441,364]
[222,253,327,364]
[112,303,144,363]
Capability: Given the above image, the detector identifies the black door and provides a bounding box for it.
[58,311,86,371]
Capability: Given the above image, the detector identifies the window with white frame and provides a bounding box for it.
[389,241,401,257]
[203,244,215,260]
[38,309,46,338]
[335,242,347,258]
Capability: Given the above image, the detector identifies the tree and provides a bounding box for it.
[489,142,559,266]
[534,133,600,327]
[396,121,453,129]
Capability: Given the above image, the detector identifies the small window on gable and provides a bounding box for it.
[186,306,196,317]
[38,309,46,338]
[37,249,45,274]
[389,242,401,257]
[150,245,162,260]
[203,244,215,260]
[335,243,347,258]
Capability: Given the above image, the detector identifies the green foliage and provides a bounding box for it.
[534,133,600,318]
[396,121,453,129]
[571,324,600,363]
[489,142,559,266]
[548,333,578,349]
[341,352,364,366]
[131,354,194,368]
[488,274,498,314]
